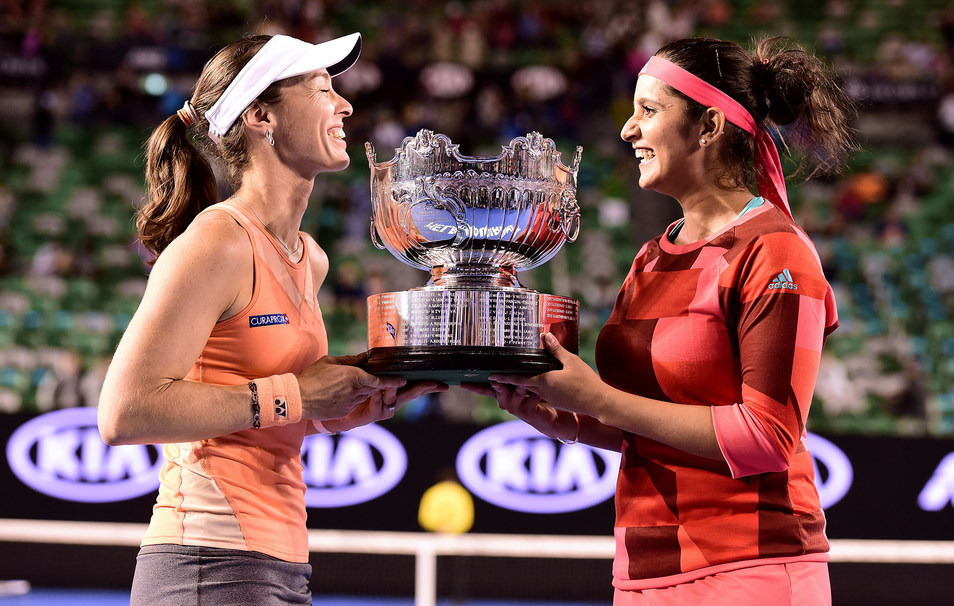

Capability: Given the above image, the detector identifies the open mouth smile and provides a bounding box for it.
[634,148,656,164]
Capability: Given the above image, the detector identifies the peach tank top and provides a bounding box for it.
[141,203,327,563]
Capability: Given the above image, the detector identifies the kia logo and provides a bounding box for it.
[6,408,163,503]
[302,423,407,508]
[456,421,621,513]
[807,432,853,509]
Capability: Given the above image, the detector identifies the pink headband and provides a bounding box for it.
[639,55,791,219]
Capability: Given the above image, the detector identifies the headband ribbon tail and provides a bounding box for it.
[755,129,791,219]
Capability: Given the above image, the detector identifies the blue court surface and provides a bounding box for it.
[0,587,602,606]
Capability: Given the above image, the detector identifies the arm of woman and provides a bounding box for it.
[98,214,265,444]
[99,215,402,445]
[492,233,834,473]
[708,233,837,477]
[485,334,723,460]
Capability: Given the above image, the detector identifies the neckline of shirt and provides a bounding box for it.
[661,196,766,253]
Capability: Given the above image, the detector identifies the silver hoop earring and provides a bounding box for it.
[266,130,275,147]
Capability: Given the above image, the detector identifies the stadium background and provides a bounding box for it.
[1,0,953,604]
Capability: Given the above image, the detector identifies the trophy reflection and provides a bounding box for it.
[363,130,582,383]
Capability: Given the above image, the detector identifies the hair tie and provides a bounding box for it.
[176,100,198,127]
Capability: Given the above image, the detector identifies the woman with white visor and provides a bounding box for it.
[99,32,446,605]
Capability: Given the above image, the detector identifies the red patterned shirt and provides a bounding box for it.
[595,201,836,589]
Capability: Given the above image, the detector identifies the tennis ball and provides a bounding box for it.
[418,480,474,534]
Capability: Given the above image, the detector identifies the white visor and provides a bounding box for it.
[205,32,362,142]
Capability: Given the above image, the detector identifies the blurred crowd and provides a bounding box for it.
[1,0,954,435]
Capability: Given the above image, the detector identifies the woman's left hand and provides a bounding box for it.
[320,380,448,433]
[488,333,607,417]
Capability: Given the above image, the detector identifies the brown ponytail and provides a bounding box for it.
[753,36,858,177]
[139,114,218,257]
[655,36,858,192]
[138,34,297,258]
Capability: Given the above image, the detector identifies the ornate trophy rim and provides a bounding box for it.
[365,129,583,176]
[365,129,584,282]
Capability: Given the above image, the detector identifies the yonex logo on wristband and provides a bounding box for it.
[249,313,289,327]
[274,397,287,418]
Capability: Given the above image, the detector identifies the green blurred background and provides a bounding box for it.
[1,0,953,436]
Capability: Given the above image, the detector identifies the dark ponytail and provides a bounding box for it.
[753,37,858,176]
[138,34,296,258]
[656,36,857,191]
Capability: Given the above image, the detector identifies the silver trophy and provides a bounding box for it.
[362,129,582,383]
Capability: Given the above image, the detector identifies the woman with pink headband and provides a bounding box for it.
[465,37,856,604]
[98,33,445,605]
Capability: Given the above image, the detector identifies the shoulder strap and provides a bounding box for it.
[199,203,264,259]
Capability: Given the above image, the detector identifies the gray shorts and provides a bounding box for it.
[130,544,312,606]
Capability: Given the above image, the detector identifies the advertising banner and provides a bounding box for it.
[2,409,953,540]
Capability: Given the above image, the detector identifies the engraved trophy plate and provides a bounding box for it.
[363,130,582,383]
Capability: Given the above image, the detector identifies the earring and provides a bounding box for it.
[700,138,708,145]
[266,130,275,147]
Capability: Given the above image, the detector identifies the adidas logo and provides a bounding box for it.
[768,268,798,291]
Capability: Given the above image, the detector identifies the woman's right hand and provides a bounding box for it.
[460,381,574,442]
[321,379,448,434]
[295,353,407,421]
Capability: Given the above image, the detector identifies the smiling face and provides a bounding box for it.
[271,69,353,175]
[619,75,701,198]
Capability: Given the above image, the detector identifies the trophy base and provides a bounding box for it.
[361,346,561,384]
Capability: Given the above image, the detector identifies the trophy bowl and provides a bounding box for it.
[362,129,582,383]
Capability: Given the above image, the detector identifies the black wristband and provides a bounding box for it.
[248,381,261,429]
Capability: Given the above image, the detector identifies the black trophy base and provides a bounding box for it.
[361,346,562,384]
